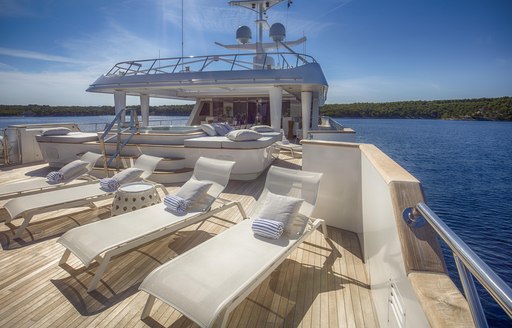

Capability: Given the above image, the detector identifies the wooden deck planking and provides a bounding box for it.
[0,155,378,327]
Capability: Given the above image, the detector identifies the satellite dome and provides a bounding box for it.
[236,26,252,44]
[269,23,286,42]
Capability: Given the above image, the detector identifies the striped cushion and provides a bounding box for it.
[164,195,189,215]
[99,178,120,192]
[46,171,64,184]
[251,218,284,239]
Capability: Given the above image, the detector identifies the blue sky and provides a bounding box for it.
[0,0,511,106]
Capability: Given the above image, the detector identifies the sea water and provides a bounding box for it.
[0,115,188,131]
[339,118,512,327]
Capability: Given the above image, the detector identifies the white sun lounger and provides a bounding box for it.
[57,157,245,292]
[4,154,163,239]
[0,152,102,202]
[139,166,325,328]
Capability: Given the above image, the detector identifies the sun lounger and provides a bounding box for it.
[0,152,102,202]
[4,154,162,239]
[139,165,325,327]
[276,128,302,157]
[57,157,245,292]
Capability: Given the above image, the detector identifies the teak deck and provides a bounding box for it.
[0,155,378,327]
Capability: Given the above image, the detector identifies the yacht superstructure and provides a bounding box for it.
[86,0,336,139]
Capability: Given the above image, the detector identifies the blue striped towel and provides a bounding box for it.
[46,171,64,184]
[251,218,284,239]
[99,178,120,192]
[164,195,189,214]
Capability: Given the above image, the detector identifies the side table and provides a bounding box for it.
[111,182,161,216]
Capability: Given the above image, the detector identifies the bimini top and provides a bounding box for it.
[86,52,328,105]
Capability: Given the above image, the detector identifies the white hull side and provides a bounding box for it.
[302,141,430,328]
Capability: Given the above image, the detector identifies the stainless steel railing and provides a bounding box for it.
[105,52,317,77]
[403,202,512,327]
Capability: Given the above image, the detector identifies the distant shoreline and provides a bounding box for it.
[1,97,510,121]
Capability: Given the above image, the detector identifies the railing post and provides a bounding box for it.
[454,255,489,328]
[200,56,209,71]
[231,54,237,71]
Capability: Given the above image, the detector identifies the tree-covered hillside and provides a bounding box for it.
[0,104,193,117]
[0,97,511,120]
[320,97,512,120]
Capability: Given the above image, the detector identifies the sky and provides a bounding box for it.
[0,0,511,106]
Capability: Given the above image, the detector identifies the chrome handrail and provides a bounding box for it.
[105,52,317,77]
[403,202,512,327]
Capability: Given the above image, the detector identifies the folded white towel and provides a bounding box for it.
[46,171,64,184]
[99,178,120,192]
[251,217,284,239]
[164,195,189,214]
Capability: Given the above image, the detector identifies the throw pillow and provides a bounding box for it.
[226,129,262,141]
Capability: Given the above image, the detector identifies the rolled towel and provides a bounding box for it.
[251,217,284,239]
[46,171,64,184]
[164,195,189,214]
[99,178,120,192]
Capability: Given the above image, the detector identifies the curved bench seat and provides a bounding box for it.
[36,132,99,143]
[183,132,282,149]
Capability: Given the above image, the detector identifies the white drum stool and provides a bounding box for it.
[111,182,161,216]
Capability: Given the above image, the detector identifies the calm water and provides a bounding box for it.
[0,115,188,131]
[338,118,512,327]
[1,116,511,326]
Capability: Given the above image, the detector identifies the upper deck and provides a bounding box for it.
[86,52,328,102]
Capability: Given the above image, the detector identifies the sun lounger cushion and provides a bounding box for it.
[184,136,225,148]
[41,127,71,136]
[184,134,278,149]
[176,179,213,211]
[251,218,284,239]
[212,123,230,136]
[112,167,145,185]
[256,191,303,223]
[59,159,89,180]
[251,125,275,133]
[259,131,282,143]
[255,191,304,236]
[163,195,189,215]
[226,129,262,141]
[200,124,217,136]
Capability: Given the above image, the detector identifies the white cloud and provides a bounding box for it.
[0,70,108,105]
[59,22,164,67]
[0,47,90,65]
[0,62,16,71]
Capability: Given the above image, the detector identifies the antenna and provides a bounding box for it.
[181,0,184,70]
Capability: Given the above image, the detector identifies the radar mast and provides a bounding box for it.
[216,0,306,55]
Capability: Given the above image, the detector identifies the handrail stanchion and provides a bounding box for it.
[454,255,489,327]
